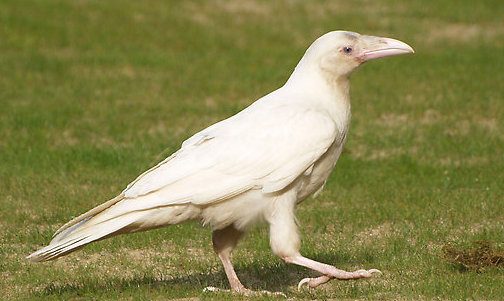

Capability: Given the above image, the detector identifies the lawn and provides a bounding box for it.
[1,0,503,300]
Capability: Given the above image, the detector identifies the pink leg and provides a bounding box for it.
[209,225,286,297]
[212,225,246,292]
[267,194,381,290]
[284,255,381,289]
[285,255,381,280]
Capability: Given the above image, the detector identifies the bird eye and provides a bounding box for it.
[343,46,353,54]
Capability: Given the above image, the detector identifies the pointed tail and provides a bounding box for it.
[27,194,129,262]
[27,209,149,262]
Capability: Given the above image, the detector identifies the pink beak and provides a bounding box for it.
[360,37,414,61]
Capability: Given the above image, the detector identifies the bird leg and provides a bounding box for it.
[211,225,246,293]
[208,225,287,297]
[284,255,382,289]
[267,194,381,290]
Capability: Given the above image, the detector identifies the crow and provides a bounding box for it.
[28,31,414,293]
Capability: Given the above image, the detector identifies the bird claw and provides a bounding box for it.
[354,268,382,277]
[368,268,382,275]
[297,268,382,290]
[259,290,287,298]
[297,277,312,290]
[297,275,331,290]
[204,286,286,297]
[203,286,225,293]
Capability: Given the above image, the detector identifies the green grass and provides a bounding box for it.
[1,0,503,300]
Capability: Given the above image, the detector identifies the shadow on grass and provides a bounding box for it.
[34,252,360,298]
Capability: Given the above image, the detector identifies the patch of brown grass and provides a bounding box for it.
[375,113,410,128]
[422,21,504,45]
[437,156,489,167]
[354,222,393,244]
[442,241,504,272]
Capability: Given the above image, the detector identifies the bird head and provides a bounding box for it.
[298,31,414,81]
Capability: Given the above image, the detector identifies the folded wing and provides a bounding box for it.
[117,104,339,215]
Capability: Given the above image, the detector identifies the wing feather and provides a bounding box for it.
[120,103,338,212]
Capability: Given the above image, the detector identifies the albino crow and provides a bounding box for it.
[28,31,414,293]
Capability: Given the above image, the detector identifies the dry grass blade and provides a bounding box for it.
[442,241,504,272]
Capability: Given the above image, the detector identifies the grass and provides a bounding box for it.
[1,0,503,300]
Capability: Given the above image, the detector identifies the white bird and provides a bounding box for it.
[28,31,414,293]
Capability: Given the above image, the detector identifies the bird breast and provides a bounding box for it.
[297,131,347,201]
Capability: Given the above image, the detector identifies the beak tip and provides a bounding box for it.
[386,37,415,54]
[361,37,415,61]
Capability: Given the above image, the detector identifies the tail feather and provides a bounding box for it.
[26,194,126,261]
[27,210,149,262]
[52,194,125,239]
[27,194,199,263]
[50,216,92,244]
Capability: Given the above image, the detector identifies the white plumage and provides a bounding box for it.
[28,31,413,293]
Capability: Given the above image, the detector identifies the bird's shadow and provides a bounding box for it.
[35,252,357,298]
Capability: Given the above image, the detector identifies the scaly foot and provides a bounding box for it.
[204,286,287,297]
[298,268,382,290]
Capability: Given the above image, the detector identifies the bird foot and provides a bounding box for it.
[297,268,382,290]
[204,286,286,297]
[203,286,223,293]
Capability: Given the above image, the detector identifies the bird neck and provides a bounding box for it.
[286,60,350,98]
[285,64,351,108]
[283,64,351,132]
